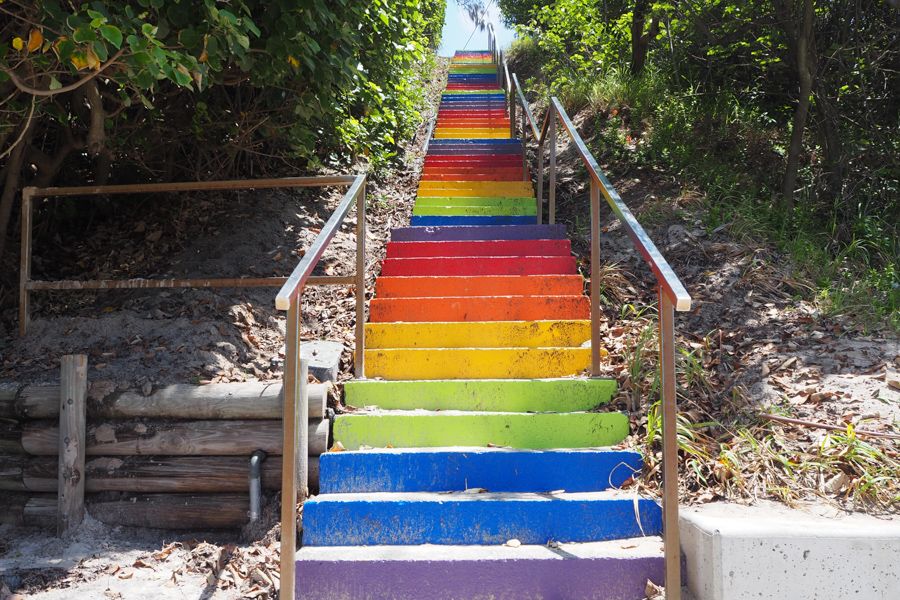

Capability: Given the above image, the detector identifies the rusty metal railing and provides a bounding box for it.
[274,173,366,599]
[498,46,691,598]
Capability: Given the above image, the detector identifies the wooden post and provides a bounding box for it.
[18,187,35,337]
[659,291,682,599]
[280,303,300,599]
[355,182,366,378]
[297,359,309,499]
[57,354,87,536]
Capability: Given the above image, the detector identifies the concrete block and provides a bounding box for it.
[299,340,343,382]
[680,501,900,600]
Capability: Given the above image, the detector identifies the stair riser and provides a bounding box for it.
[369,296,590,322]
[296,556,665,600]
[386,240,571,258]
[333,411,625,450]
[303,496,662,545]
[343,379,616,412]
[380,256,577,276]
[410,216,537,226]
[390,224,567,241]
[364,320,590,349]
[318,450,640,493]
[374,275,583,297]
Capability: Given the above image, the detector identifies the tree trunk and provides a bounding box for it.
[0,116,35,262]
[780,0,816,213]
[630,1,659,75]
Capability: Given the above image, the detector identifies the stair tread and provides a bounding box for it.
[296,536,663,561]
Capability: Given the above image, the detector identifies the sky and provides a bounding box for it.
[437,0,517,57]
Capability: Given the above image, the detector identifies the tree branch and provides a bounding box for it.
[1,48,126,97]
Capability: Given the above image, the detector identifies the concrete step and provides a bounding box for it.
[375,275,584,297]
[302,490,662,546]
[343,378,616,412]
[364,320,591,348]
[318,447,640,493]
[364,346,593,379]
[410,216,536,226]
[390,224,567,241]
[332,410,628,449]
[380,256,578,276]
[295,538,665,600]
[369,295,590,322]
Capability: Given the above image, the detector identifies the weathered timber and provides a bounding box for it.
[20,419,329,457]
[7,455,320,493]
[0,381,329,420]
[0,422,25,454]
[57,354,87,535]
[5,493,252,529]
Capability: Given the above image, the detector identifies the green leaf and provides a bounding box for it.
[142,23,158,38]
[99,25,123,49]
[48,76,62,90]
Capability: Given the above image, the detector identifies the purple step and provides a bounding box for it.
[391,224,568,242]
[295,538,667,600]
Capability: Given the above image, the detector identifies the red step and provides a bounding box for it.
[375,275,584,298]
[425,156,523,167]
[380,256,578,277]
[420,172,526,181]
[369,295,590,322]
[386,240,571,258]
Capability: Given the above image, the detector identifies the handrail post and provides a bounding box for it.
[548,110,557,224]
[659,290,681,599]
[509,80,517,138]
[536,138,544,225]
[355,181,366,378]
[279,301,301,599]
[18,187,35,336]
[589,179,602,375]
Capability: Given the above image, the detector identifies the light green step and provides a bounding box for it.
[344,378,617,412]
[415,197,535,209]
[333,411,629,450]
[413,204,537,217]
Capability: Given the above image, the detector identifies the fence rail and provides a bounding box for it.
[489,25,690,600]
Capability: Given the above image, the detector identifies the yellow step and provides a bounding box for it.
[365,320,592,349]
[418,181,533,195]
[365,347,594,379]
[434,129,510,139]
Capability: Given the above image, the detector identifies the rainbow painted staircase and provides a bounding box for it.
[295,50,666,599]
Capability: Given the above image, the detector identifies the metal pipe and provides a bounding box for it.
[590,180,602,375]
[536,138,544,225]
[659,291,681,599]
[248,450,267,522]
[548,109,557,224]
[355,183,366,378]
[279,302,301,599]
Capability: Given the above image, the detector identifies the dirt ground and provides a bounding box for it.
[1,54,898,598]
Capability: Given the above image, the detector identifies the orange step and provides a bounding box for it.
[375,275,585,298]
[369,295,591,322]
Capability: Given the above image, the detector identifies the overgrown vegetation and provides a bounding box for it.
[502,0,898,328]
[0,0,447,260]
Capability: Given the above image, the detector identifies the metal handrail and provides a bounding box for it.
[501,58,689,599]
[274,172,367,599]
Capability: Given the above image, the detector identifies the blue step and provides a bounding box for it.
[303,491,663,546]
[411,215,536,226]
[391,224,567,242]
[318,448,641,493]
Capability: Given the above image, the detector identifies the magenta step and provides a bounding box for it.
[391,224,568,242]
[385,239,571,258]
[380,256,579,276]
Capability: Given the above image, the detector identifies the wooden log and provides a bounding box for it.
[0,422,26,454]
[88,493,251,529]
[0,381,330,420]
[58,354,88,535]
[0,492,55,527]
[21,418,329,457]
[0,455,28,490]
[1,456,320,494]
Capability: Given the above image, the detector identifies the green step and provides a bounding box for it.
[344,379,617,412]
[415,197,536,209]
[413,204,537,216]
[332,411,629,450]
